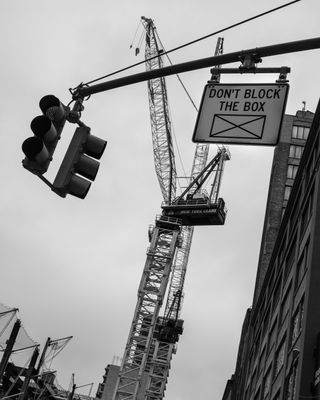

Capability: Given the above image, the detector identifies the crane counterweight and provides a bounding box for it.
[162,197,226,226]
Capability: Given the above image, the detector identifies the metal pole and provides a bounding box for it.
[0,320,21,386]
[18,346,39,400]
[68,373,76,400]
[34,337,50,381]
[0,309,18,317]
[74,37,320,98]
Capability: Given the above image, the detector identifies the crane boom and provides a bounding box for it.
[142,17,177,204]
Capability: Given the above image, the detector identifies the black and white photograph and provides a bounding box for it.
[1,1,320,399]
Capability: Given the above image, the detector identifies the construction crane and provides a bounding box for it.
[141,18,227,400]
[110,19,229,400]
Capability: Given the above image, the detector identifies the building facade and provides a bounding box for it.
[223,103,320,400]
[253,109,313,305]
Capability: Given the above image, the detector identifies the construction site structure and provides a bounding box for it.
[141,24,227,400]
[0,307,85,400]
[104,145,228,400]
[95,19,229,400]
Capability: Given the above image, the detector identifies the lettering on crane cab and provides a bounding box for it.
[193,83,289,145]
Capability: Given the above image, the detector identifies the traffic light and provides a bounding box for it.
[53,126,107,199]
[22,95,68,174]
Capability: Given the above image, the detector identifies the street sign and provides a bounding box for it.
[193,83,289,145]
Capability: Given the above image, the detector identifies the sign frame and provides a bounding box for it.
[192,82,289,146]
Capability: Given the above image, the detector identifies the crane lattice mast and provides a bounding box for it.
[112,216,182,400]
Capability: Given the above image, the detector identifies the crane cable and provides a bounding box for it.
[155,30,198,112]
[129,20,142,50]
[75,0,301,89]
[150,28,190,185]
[153,28,221,184]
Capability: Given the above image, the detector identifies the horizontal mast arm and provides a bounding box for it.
[73,37,320,98]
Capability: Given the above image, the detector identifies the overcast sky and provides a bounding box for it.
[1,1,320,399]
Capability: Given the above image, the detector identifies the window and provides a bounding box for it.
[263,307,271,333]
[300,189,314,233]
[281,287,291,324]
[273,278,282,311]
[295,240,309,289]
[285,363,298,400]
[289,145,303,159]
[284,241,296,280]
[292,125,310,140]
[284,186,292,201]
[305,148,316,183]
[268,320,278,353]
[275,339,286,377]
[259,346,266,376]
[272,391,281,400]
[278,243,286,265]
[291,299,304,345]
[251,367,258,396]
[248,353,255,376]
[287,164,299,180]
[263,368,272,398]
[254,388,261,400]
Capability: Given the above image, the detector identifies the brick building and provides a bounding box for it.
[223,103,319,400]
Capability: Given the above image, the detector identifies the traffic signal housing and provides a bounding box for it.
[22,95,68,174]
[53,126,107,199]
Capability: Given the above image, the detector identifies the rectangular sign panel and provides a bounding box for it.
[192,83,289,145]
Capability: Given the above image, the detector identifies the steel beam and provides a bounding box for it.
[74,37,320,98]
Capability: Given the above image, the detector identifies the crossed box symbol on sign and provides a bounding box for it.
[210,114,266,139]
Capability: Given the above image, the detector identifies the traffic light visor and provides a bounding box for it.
[52,127,105,199]
[68,174,92,199]
[85,135,107,160]
[39,95,65,121]
[22,137,50,164]
[77,154,100,181]
[30,116,58,142]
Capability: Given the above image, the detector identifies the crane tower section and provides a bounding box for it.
[144,291,183,400]
[141,16,177,204]
[112,216,182,400]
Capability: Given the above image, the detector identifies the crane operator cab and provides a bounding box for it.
[161,191,226,226]
[154,318,184,344]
